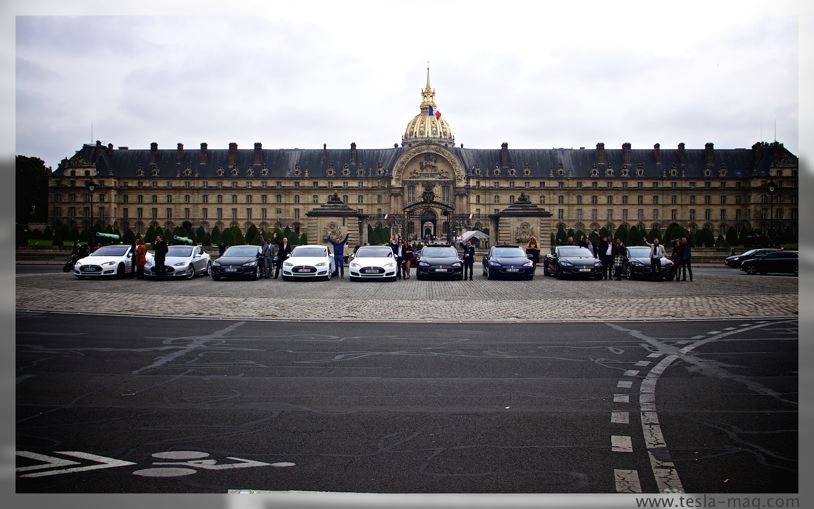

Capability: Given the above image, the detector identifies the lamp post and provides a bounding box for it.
[86,180,97,238]
[766,180,777,246]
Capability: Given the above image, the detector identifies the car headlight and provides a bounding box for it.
[489,261,502,266]
[350,262,360,268]
[631,260,645,267]
[174,262,187,267]
[559,260,573,266]
[524,261,533,267]
[452,262,461,267]
[316,261,327,267]
[243,261,257,267]
[283,262,293,267]
[419,261,429,267]
[212,261,221,266]
[384,262,396,268]
[101,261,117,267]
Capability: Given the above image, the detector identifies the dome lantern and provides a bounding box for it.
[403,66,454,148]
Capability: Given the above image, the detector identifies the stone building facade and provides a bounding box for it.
[48,69,799,250]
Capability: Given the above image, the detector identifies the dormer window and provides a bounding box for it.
[260,168,269,176]
[636,168,644,177]
[621,168,629,177]
[357,168,365,176]
[230,168,239,176]
[474,167,481,176]
[151,167,160,177]
[523,168,531,176]
[704,169,711,177]
[493,168,501,176]
[136,168,145,177]
[246,168,254,177]
[508,168,516,176]
[591,169,599,177]
[342,168,350,176]
[216,168,225,177]
[719,168,727,177]
[327,168,336,176]
[182,167,192,177]
[669,169,678,177]
[606,168,614,177]
[377,168,385,175]
[557,168,565,176]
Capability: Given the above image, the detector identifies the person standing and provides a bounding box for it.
[648,237,665,279]
[325,229,350,278]
[135,236,147,279]
[129,235,137,278]
[462,240,475,280]
[612,238,627,280]
[274,236,291,279]
[680,236,693,282]
[153,235,168,277]
[390,236,403,280]
[403,241,414,279]
[525,236,540,273]
[262,235,277,278]
[218,241,226,257]
[598,235,613,280]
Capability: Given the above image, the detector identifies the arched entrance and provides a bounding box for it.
[420,209,437,241]
[403,199,454,244]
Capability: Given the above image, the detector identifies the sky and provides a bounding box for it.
[12,1,801,171]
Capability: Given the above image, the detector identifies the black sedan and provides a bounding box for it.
[620,246,676,281]
[724,248,779,268]
[482,245,535,280]
[740,250,798,276]
[543,246,603,279]
[416,244,463,280]
[210,245,264,280]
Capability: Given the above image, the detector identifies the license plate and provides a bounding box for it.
[295,268,307,272]
[363,268,378,274]
[579,268,591,272]
[506,268,519,272]
[435,268,448,272]
[226,267,237,272]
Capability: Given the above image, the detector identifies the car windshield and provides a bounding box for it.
[559,247,594,257]
[167,246,193,257]
[492,247,525,257]
[628,247,651,258]
[422,247,458,257]
[223,247,259,257]
[739,249,758,256]
[292,247,326,257]
[90,246,128,257]
[356,247,392,258]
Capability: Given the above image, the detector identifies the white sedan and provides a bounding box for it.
[145,245,211,279]
[349,245,398,281]
[282,245,336,281]
[74,244,141,278]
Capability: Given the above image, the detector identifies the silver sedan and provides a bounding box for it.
[145,245,212,279]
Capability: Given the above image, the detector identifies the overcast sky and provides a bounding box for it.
[13,1,799,171]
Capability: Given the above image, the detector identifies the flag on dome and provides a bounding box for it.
[435,109,441,120]
[427,105,434,117]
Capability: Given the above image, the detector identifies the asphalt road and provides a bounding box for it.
[16,312,797,494]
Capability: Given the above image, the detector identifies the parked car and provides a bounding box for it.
[144,245,211,279]
[348,245,398,281]
[740,250,798,276]
[73,244,138,279]
[210,245,264,280]
[281,244,335,281]
[620,246,675,281]
[416,244,463,280]
[543,246,603,279]
[724,248,780,268]
[482,245,535,280]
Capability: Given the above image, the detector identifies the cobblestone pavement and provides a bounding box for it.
[16,265,797,322]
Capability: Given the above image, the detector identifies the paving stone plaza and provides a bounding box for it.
[16,265,797,322]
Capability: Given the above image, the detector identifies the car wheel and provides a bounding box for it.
[487,271,494,280]
[186,265,195,279]
[553,267,560,279]
[746,265,758,275]
[211,274,220,281]
[527,274,534,280]
[117,263,125,278]
[622,266,631,280]
[416,273,423,280]
[206,261,212,276]
[254,266,261,280]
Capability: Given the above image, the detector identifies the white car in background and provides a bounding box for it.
[282,244,335,281]
[73,244,141,278]
[349,245,398,281]
[145,245,211,279]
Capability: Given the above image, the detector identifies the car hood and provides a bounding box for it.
[77,255,128,265]
[352,257,396,266]
[491,256,530,265]
[559,255,598,264]
[147,255,193,266]
[216,256,258,265]
[286,256,329,265]
[630,255,673,265]
[422,256,460,263]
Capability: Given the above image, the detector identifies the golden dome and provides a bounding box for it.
[403,67,454,147]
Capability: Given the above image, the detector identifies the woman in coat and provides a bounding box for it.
[135,237,147,279]
[402,240,414,279]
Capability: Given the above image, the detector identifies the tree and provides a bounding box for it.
[696,226,715,247]
[715,234,728,248]
[725,226,739,246]
[16,155,50,224]
[230,226,245,245]
[144,224,156,244]
[299,232,308,245]
[245,224,259,244]
[614,224,629,243]
[54,223,70,247]
[196,226,206,244]
[220,228,233,247]
[555,225,567,245]
[202,232,212,246]
[122,228,135,245]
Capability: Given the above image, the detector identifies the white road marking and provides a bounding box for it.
[132,467,197,478]
[724,327,736,331]
[691,335,704,340]
[624,370,639,377]
[613,394,630,403]
[18,451,136,478]
[611,411,630,424]
[708,331,721,334]
[270,462,296,467]
[614,469,643,493]
[635,360,650,367]
[16,451,80,473]
[611,435,633,452]
[152,451,209,460]
[617,380,633,389]
[647,352,662,358]
[132,321,246,374]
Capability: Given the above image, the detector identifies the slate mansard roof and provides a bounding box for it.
[54,141,795,180]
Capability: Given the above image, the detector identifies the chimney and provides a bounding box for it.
[93,140,102,159]
[705,142,714,166]
[323,143,327,161]
[228,142,238,168]
[107,143,113,152]
[752,142,764,164]
[596,142,605,164]
[150,142,158,165]
[500,142,509,167]
[199,142,208,165]
[351,142,358,164]
[622,142,631,165]
[653,143,661,164]
[678,142,686,164]
[253,142,262,165]
[176,143,184,162]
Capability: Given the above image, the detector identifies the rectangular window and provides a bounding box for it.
[137,207,142,218]
[152,195,158,203]
[705,209,712,221]
[720,195,726,205]
[557,195,564,205]
[313,195,319,204]
[166,195,173,204]
[557,208,564,219]
[232,194,238,204]
[652,196,659,205]
[637,209,644,221]
[591,182,598,189]
[577,195,583,205]
[509,181,515,188]
[123,195,129,204]
[652,182,659,188]
[652,209,658,220]
[690,195,696,205]
[671,209,677,221]
[720,209,726,221]
[524,181,530,188]
[590,195,598,205]
[606,196,613,205]
[357,195,364,204]
[539,196,545,204]
[294,208,300,219]
[246,181,252,189]
[246,195,253,204]
[494,195,500,204]
[358,181,364,188]
[247,208,252,220]
[591,209,598,221]
[151,207,157,218]
[558,182,564,188]
[276,195,282,203]
[203,195,209,204]
[607,209,613,221]
[637,195,644,205]
[343,181,349,189]
[622,195,628,205]
[122,208,128,219]
[637,182,644,189]
[576,209,583,220]
[494,181,500,188]
[231,208,237,220]
[704,195,711,205]
[622,209,628,222]
[476,195,481,204]
[260,194,267,204]
[184,208,190,219]
[202,208,208,219]
[607,182,613,188]
[689,209,696,221]
[217,208,223,220]
[313,181,319,188]
[217,195,223,204]
[622,182,628,189]
[576,181,583,189]
[294,182,300,189]
[671,195,677,205]
[509,195,515,204]
[166,208,172,219]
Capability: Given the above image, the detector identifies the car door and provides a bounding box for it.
[779,252,797,273]
[193,247,205,271]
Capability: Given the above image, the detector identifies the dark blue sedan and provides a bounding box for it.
[482,245,535,280]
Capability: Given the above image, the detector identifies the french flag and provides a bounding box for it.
[427,105,434,117]
[435,109,441,120]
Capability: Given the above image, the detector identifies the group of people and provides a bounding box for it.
[385,235,416,279]
[260,233,292,279]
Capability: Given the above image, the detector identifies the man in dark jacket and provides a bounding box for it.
[153,235,168,276]
[611,238,627,280]
[389,236,403,279]
[679,237,693,282]
[462,240,475,280]
[274,236,292,279]
[325,229,350,278]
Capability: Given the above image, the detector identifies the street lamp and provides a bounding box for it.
[86,180,96,238]
[766,179,777,246]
